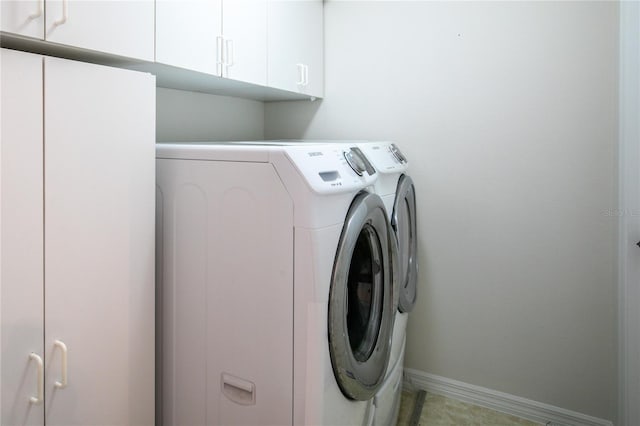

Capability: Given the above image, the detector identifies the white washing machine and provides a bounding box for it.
[155,142,398,426]
[357,141,418,426]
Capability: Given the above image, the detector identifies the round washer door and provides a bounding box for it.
[328,191,397,401]
[392,174,417,313]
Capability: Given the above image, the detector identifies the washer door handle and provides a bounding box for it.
[221,373,255,406]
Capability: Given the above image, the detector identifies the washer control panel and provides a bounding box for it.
[285,145,378,194]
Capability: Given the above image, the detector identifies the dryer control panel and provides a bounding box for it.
[284,145,377,194]
[358,142,409,175]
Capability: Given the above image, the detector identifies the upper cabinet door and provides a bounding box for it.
[44,0,154,61]
[43,57,155,426]
[301,0,323,98]
[1,1,45,39]
[222,0,267,86]
[156,0,222,75]
[268,0,323,98]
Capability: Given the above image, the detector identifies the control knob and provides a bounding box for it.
[344,149,367,176]
[390,143,407,164]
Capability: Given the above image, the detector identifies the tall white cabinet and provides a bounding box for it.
[0,47,44,426]
[0,48,155,426]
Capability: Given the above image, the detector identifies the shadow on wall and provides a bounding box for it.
[265,99,323,140]
[157,88,271,142]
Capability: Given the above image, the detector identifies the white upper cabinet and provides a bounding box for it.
[156,0,267,86]
[1,0,44,39]
[222,0,267,86]
[268,0,323,98]
[45,0,154,60]
[156,0,222,75]
[1,0,154,61]
[2,0,324,98]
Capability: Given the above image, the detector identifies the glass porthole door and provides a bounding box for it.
[328,191,397,401]
[392,175,417,314]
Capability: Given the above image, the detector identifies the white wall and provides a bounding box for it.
[156,88,265,142]
[265,1,618,421]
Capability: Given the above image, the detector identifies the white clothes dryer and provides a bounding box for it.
[357,141,418,426]
[155,142,398,426]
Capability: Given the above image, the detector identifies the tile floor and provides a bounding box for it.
[396,390,542,425]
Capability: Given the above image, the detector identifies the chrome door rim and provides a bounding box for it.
[328,191,397,401]
[392,174,418,314]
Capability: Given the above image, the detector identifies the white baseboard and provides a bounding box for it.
[403,368,613,426]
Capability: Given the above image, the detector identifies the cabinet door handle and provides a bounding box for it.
[54,340,68,389]
[53,0,68,26]
[28,0,43,19]
[225,39,235,68]
[29,353,44,405]
[216,36,224,76]
[296,64,305,85]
